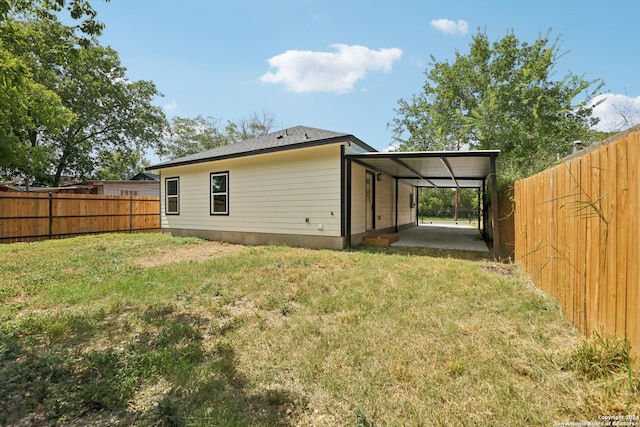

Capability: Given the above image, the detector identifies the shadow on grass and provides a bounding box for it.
[0,304,300,426]
[352,244,494,262]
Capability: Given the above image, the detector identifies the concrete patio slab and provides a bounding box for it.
[391,222,489,252]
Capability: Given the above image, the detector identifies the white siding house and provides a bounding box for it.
[147,126,418,249]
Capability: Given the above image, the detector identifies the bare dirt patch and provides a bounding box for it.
[482,261,518,275]
[134,241,247,267]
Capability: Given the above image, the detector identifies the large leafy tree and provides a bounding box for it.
[0,42,74,178]
[1,3,167,184]
[160,111,278,160]
[160,116,229,159]
[0,0,107,36]
[224,110,277,144]
[391,29,603,181]
[0,0,105,177]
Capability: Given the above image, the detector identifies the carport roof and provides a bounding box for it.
[346,150,500,188]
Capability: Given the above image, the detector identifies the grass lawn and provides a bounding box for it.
[0,233,638,426]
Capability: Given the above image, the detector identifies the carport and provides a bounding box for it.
[345,150,501,259]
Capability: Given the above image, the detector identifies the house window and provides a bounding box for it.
[120,190,138,196]
[165,177,179,215]
[210,172,228,215]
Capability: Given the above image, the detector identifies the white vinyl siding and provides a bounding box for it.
[98,182,159,197]
[160,144,343,236]
[397,181,417,226]
[375,173,394,230]
[350,165,416,234]
[350,163,367,235]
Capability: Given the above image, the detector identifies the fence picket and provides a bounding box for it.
[0,192,160,243]
[514,127,640,358]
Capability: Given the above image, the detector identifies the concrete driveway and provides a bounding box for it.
[391,222,489,252]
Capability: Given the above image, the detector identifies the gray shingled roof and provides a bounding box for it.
[147,125,374,170]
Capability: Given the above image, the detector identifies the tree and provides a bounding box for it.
[417,187,478,220]
[391,29,604,182]
[1,0,108,37]
[0,43,74,177]
[0,0,107,176]
[95,149,148,180]
[0,14,167,184]
[160,111,279,160]
[46,42,167,184]
[160,116,228,159]
[224,110,277,143]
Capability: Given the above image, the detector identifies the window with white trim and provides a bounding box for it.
[210,172,228,215]
[165,177,179,215]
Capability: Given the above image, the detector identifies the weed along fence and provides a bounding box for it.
[0,192,160,243]
[513,126,640,358]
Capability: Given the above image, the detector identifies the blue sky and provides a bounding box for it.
[92,0,640,154]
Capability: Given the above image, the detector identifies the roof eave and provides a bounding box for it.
[146,134,373,171]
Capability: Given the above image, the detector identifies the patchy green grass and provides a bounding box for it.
[0,233,638,426]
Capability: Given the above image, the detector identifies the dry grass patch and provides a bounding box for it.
[133,239,246,267]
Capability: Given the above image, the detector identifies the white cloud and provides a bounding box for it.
[164,99,177,112]
[260,44,403,94]
[590,93,640,131]
[383,142,402,152]
[430,18,469,36]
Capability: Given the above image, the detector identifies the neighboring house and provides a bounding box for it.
[0,173,160,196]
[84,173,160,196]
[147,125,500,251]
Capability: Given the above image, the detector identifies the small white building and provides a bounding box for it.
[147,125,500,253]
[85,173,160,197]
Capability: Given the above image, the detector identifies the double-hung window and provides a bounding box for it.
[210,172,229,215]
[165,177,179,215]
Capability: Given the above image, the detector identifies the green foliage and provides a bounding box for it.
[1,0,108,38]
[160,115,229,159]
[0,3,167,184]
[392,29,604,183]
[160,110,278,160]
[355,406,376,427]
[223,110,277,144]
[0,40,74,178]
[148,390,186,427]
[568,330,632,380]
[418,187,478,219]
[95,149,150,180]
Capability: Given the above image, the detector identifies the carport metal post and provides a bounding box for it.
[489,156,500,260]
[478,178,487,239]
[477,188,484,233]
[394,178,399,232]
[346,157,352,248]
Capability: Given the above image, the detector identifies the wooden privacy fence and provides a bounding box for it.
[514,127,640,358]
[0,192,160,243]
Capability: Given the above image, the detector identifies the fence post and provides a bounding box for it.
[48,192,53,239]
[129,195,133,233]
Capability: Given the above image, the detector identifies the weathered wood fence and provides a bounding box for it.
[514,126,640,358]
[0,192,160,243]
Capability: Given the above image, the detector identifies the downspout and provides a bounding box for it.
[158,169,162,233]
[489,156,501,261]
